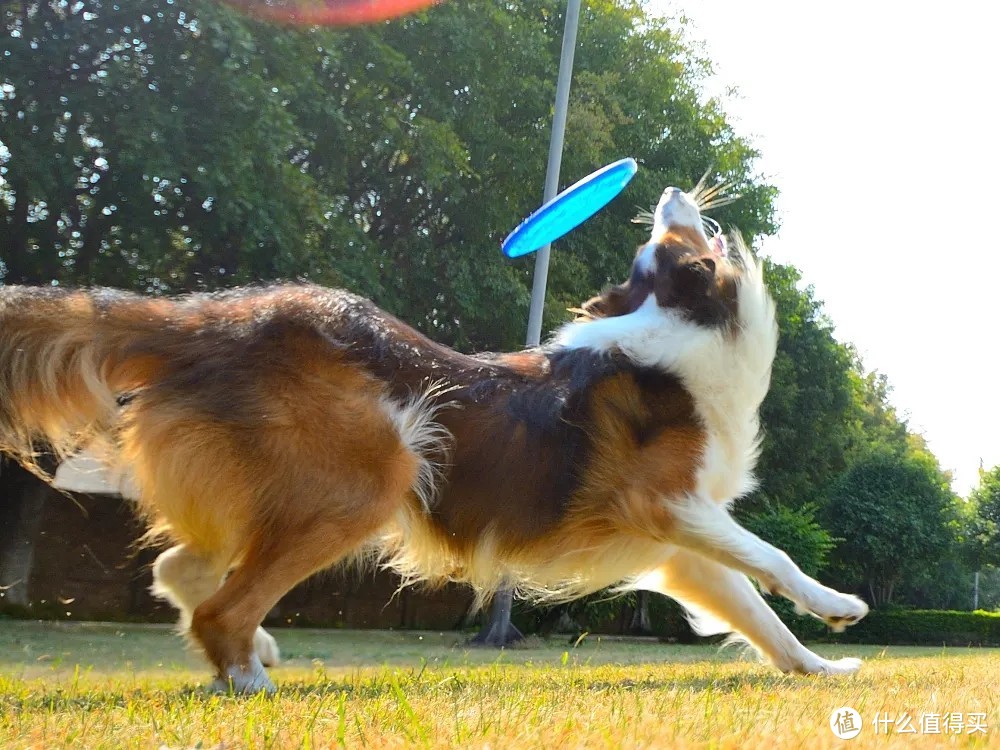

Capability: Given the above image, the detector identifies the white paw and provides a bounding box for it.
[799,590,869,632]
[253,627,281,667]
[209,653,276,695]
[788,654,863,676]
[811,656,863,676]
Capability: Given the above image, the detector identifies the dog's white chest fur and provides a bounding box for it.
[555,253,778,506]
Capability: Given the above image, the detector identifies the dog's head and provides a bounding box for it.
[580,186,740,328]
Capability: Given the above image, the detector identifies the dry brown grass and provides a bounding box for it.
[1,621,997,748]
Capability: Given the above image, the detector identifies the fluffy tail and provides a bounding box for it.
[0,286,167,470]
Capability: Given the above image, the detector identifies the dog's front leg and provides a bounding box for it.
[665,495,869,632]
[636,549,863,675]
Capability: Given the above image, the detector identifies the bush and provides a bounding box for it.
[740,503,836,578]
[648,602,1000,648]
[514,592,1000,649]
[814,609,1000,647]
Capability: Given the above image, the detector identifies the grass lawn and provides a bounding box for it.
[0,620,997,748]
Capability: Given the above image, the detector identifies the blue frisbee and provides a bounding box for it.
[502,157,638,258]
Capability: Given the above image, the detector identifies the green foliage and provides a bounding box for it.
[816,608,1000,647]
[335,0,778,349]
[967,465,1000,568]
[1,0,776,352]
[1,0,326,290]
[824,451,958,606]
[845,369,909,457]
[647,604,1000,647]
[741,261,963,609]
[751,263,917,511]
[752,262,856,510]
[739,503,835,578]
[971,567,1000,611]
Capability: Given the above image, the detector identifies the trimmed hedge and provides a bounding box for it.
[813,609,1000,647]
[649,601,1000,647]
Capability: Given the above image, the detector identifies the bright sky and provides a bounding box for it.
[648,0,1000,495]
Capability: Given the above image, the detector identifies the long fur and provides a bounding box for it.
[0,186,868,689]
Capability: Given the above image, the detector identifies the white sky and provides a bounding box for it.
[649,1,1000,495]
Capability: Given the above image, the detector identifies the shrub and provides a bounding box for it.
[650,603,1000,648]
[740,503,836,578]
[817,608,1000,646]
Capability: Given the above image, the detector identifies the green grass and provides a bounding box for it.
[1,620,998,748]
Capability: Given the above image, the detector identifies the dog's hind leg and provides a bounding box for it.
[151,545,281,667]
[667,496,869,631]
[125,337,445,694]
[636,549,862,675]
[189,487,410,695]
[185,422,424,695]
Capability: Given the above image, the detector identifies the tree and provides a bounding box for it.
[324,0,777,349]
[824,451,957,606]
[844,368,909,458]
[1,0,330,291]
[739,503,835,579]
[967,465,1000,569]
[751,261,856,512]
[750,262,926,519]
[2,0,777,336]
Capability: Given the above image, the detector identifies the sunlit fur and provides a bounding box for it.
[0,184,869,692]
[558,237,773,506]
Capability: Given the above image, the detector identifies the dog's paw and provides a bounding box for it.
[793,656,863,676]
[253,626,281,667]
[209,653,276,696]
[798,591,869,632]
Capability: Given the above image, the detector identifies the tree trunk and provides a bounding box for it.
[1,170,32,283]
[0,463,50,607]
[555,608,579,634]
[628,591,652,634]
[868,578,897,607]
[469,587,524,647]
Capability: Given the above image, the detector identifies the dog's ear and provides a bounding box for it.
[678,256,716,285]
[653,253,738,326]
[655,255,715,306]
[579,284,631,319]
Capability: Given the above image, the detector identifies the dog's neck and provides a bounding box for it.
[552,253,777,503]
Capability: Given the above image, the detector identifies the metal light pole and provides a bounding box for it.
[525,0,582,348]
[472,0,583,647]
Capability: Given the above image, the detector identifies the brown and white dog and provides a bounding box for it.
[0,186,868,693]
